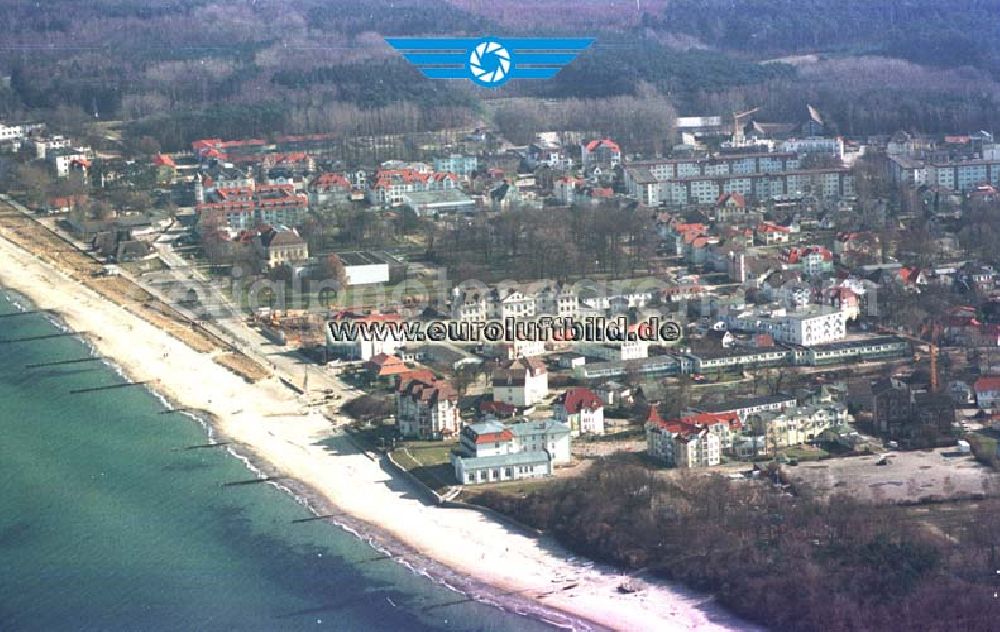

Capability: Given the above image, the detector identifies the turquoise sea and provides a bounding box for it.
[0,290,563,631]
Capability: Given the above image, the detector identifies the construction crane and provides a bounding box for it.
[929,323,944,393]
[732,107,760,144]
[920,322,944,393]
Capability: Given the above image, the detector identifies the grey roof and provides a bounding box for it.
[697,394,797,413]
[508,419,570,439]
[465,420,508,435]
[455,450,551,469]
[402,189,475,208]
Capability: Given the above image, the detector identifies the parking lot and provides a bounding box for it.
[786,447,998,503]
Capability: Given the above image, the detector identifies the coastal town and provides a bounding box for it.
[3,107,999,493]
[2,5,1000,626]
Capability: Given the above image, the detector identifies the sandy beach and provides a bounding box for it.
[0,230,753,632]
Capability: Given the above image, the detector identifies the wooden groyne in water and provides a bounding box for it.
[25,356,103,369]
[69,380,152,395]
[0,309,53,318]
[0,331,86,344]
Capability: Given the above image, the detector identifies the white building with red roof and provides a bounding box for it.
[309,172,354,207]
[974,376,1000,411]
[645,407,722,468]
[553,387,605,436]
[367,167,459,207]
[580,138,621,173]
[755,221,791,245]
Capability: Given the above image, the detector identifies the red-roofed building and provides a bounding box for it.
[782,245,834,276]
[363,352,410,381]
[45,194,88,214]
[716,192,750,222]
[478,399,518,421]
[974,376,1000,410]
[645,406,722,467]
[898,266,927,287]
[755,221,791,245]
[367,167,457,206]
[309,172,353,206]
[197,181,309,231]
[822,286,860,319]
[580,138,621,172]
[396,375,460,439]
[553,387,605,436]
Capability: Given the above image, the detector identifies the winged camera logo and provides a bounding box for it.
[385,37,594,88]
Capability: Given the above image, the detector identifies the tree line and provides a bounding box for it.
[475,460,1000,631]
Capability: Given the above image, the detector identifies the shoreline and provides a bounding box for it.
[0,229,753,632]
[1,285,582,631]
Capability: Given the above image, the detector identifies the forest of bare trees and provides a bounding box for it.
[2,0,995,151]
[431,203,656,282]
[476,461,1000,632]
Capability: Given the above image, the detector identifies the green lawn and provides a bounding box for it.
[782,445,830,461]
[462,477,556,499]
[391,439,460,492]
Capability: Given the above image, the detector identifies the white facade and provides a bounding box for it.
[452,419,571,484]
[724,307,846,346]
[647,420,721,468]
[493,369,548,408]
[583,340,649,362]
[344,263,390,286]
[452,285,580,323]
[509,420,572,464]
[326,317,404,361]
[552,388,606,436]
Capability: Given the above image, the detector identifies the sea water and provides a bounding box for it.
[0,290,563,631]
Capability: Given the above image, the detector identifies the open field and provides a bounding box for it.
[786,447,998,503]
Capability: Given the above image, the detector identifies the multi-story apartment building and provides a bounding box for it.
[396,375,461,440]
[433,154,478,178]
[645,407,723,468]
[782,246,834,277]
[887,155,927,187]
[779,137,844,159]
[309,172,354,207]
[692,394,798,423]
[452,284,579,323]
[925,158,1000,192]
[367,168,458,206]
[723,306,846,346]
[197,183,309,231]
[580,138,622,172]
[27,134,72,160]
[751,403,850,450]
[493,357,548,407]
[625,151,854,207]
[0,121,43,143]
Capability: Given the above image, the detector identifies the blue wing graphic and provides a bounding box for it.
[384,37,594,87]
